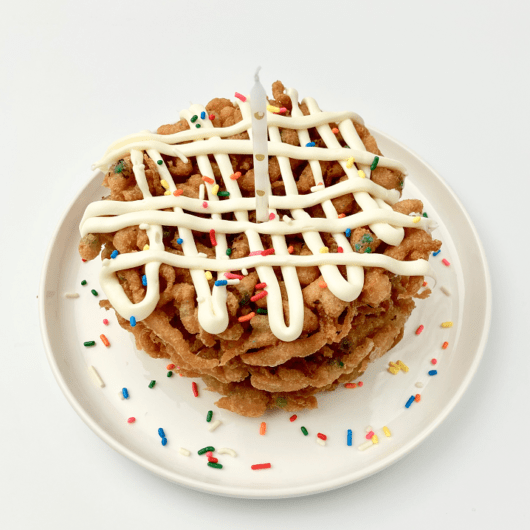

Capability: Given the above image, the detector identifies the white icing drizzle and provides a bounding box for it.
[81,88,436,342]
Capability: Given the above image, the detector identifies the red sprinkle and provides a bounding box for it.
[251,463,271,470]
[442,341,449,350]
[261,248,275,256]
[416,325,424,335]
[319,281,328,289]
[225,272,244,280]
[431,358,438,365]
[209,229,217,247]
[202,176,214,185]
[250,290,268,302]
[290,415,297,422]
[415,394,421,402]
[234,92,246,102]
[422,281,428,287]
[279,107,287,114]
[358,381,364,387]
[366,431,374,439]
[287,245,294,254]
[255,282,267,290]
[167,363,176,370]
[269,213,276,221]
[127,417,136,424]
[100,334,110,347]
[338,213,346,219]
[173,189,183,197]
[202,201,208,208]
[102,319,109,325]
[442,258,451,267]
[208,114,215,120]
[192,382,199,397]
[208,456,219,463]
[82,258,87,262]
[345,383,356,389]
[317,433,327,441]
[249,250,263,256]
[337,246,344,253]
[331,128,339,134]
[206,451,213,457]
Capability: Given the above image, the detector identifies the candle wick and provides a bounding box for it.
[254,66,261,82]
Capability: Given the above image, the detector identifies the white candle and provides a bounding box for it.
[250,67,269,222]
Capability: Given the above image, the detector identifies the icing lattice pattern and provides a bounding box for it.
[81,88,435,342]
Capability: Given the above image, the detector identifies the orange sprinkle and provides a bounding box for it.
[331,128,339,134]
[422,281,428,287]
[259,422,267,435]
[338,213,346,218]
[100,334,110,347]
[442,341,449,349]
[166,363,175,370]
[173,189,183,196]
[287,245,294,254]
[344,383,357,389]
[319,281,327,289]
[202,176,214,184]
[415,394,421,402]
[238,312,255,323]
[230,172,242,180]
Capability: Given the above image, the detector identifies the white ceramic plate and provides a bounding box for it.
[39,128,491,498]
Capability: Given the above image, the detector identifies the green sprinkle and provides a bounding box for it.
[339,361,344,367]
[148,380,156,388]
[399,180,404,188]
[239,293,251,307]
[190,115,198,123]
[276,396,287,407]
[198,446,215,455]
[354,244,361,251]
[301,426,308,436]
[206,410,213,422]
[370,156,380,171]
[157,160,163,165]
[207,462,223,469]
[114,160,125,173]
[423,212,428,218]
[217,191,230,197]
[195,123,201,128]
[257,308,268,315]
[91,289,98,296]
[365,247,372,253]
[81,280,87,286]
[83,341,96,347]
[167,371,173,378]
[226,248,232,256]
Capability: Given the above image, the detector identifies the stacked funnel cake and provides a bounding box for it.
[79,81,440,417]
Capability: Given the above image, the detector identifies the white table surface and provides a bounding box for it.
[1,1,528,528]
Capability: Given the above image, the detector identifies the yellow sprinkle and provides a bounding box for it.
[205,271,213,281]
[412,216,421,223]
[346,157,355,168]
[319,247,329,254]
[372,434,379,444]
[388,361,399,369]
[143,244,150,251]
[357,170,366,179]
[388,366,400,375]
[267,104,280,113]
[211,184,219,195]
[383,426,391,437]
[441,321,453,328]
[160,179,169,190]
[164,191,171,196]
[396,360,409,372]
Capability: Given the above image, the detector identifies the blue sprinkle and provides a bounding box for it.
[110,250,119,259]
[161,437,168,446]
[158,427,165,438]
[122,388,129,399]
[130,316,136,327]
[305,141,315,147]
[345,228,351,237]
[428,370,438,376]
[214,280,228,287]
[347,429,353,447]
[200,111,206,119]
[177,238,183,245]
[433,250,441,256]
[405,395,415,408]
[142,275,147,286]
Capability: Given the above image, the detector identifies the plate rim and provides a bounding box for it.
[39,127,492,498]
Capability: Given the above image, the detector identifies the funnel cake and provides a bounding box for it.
[79,81,440,417]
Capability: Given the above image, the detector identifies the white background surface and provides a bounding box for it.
[1,0,528,528]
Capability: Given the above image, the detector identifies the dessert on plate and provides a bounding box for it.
[79,80,440,417]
